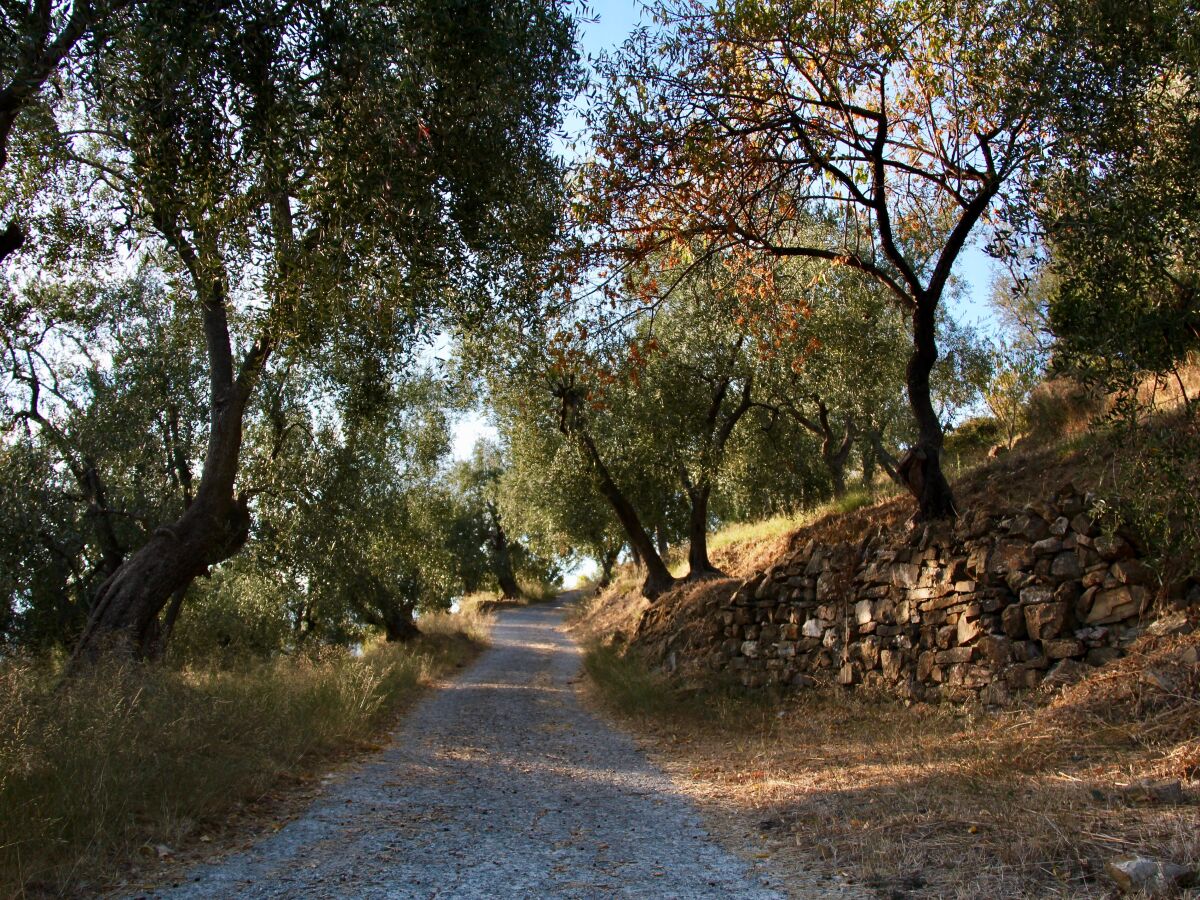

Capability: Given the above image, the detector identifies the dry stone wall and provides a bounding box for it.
[718,483,1159,704]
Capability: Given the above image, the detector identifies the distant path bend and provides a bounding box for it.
[143,595,785,899]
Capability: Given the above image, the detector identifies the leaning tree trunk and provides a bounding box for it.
[71,294,265,664]
[72,491,250,662]
[902,301,957,520]
[684,482,724,580]
[575,431,676,599]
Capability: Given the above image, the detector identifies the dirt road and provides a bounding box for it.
[140,597,787,899]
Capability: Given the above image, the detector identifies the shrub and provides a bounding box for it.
[944,416,1001,459]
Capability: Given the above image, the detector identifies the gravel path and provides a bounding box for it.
[140,597,787,899]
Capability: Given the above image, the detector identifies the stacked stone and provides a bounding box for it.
[718,484,1156,704]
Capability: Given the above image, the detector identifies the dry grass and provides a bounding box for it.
[0,617,488,898]
[1025,354,1200,445]
[566,579,646,646]
[456,577,561,615]
[575,407,1200,897]
[584,631,1200,899]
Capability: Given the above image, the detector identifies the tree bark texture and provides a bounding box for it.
[684,483,724,580]
[903,301,957,520]
[72,280,268,663]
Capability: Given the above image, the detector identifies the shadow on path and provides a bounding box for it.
[140,596,786,899]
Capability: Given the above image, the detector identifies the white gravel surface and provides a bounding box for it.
[138,597,789,899]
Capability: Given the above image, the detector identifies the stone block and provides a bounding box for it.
[1070,512,1099,537]
[1014,514,1050,542]
[917,650,936,681]
[1075,585,1098,620]
[1043,638,1083,659]
[1051,552,1082,580]
[1087,586,1147,624]
[957,614,983,645]
[936,646,973,665]
[741,640,760,658]
[1032,537,1063,556]
[889,563,921,587]
[1094,533,1134,561]
[855,599,874,625]
[1111,559,1153,585]
[990,539,1035,579]
[857,636,881,669]
[976,634,1013,666]
[1024,601,1068,640]
[881,649,902,681]
[1020,584,1055,605]
[966,546,990,578]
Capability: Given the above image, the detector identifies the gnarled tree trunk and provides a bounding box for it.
[71,282,268,664]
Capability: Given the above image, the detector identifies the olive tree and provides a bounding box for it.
[53,0,578,660]
[579,0,1043,520]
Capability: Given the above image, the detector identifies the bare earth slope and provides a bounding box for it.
[138,597,789,899]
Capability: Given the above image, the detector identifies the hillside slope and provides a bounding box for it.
[572,417,1199,898]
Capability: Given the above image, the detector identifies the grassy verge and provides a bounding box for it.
[583,637,1199,898]
[0,608,489,897]
[458,578,563,615]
